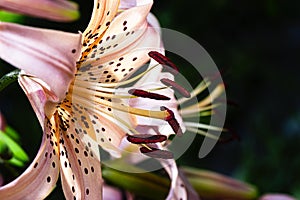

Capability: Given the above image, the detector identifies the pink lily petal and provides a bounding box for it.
[103,184,124,200]
[120,0,153,8]
[79,0,157,79]
[147,12,162,35]
[77,27,160,86]
[69,100,126,158]
[18,73,58,125]
[0,22,82,104]
[161,159,188,200]
[119,0,136,9]
[178,169,200,200]
[0,0,79,22]
[82,0,119,39]
[59,121,102,199]
[0,120,60,199]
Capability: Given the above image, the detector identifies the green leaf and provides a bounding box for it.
[0,11,24,23]
[0,136,13,160]
[0,69,20,92]
[4,126,20,142]
[0,130,29,162]
[7,157,25,167]
[102,167,169,200]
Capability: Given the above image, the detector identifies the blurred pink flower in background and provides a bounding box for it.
[260,194,296,200]
[0,0,79,21]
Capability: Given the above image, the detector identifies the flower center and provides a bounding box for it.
[55,51,192,159]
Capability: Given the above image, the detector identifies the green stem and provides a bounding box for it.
[0,69,20,92]
[102,167,169,200]
[102,164,258,200]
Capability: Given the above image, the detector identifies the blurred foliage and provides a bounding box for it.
[0,0,300,199]
[0,11,24,23]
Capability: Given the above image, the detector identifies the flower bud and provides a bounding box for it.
[182,167,258,199]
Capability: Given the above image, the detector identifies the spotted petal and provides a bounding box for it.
[0,0,79,22]
[161,159,188,200]
[59,118,102,200]
[0,119,60,200]
[18,74,58,125]
[82,0,120,43]
[78,0,158,83]
[0,22,82,104]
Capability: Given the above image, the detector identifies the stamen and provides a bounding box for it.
[140,147,174,159]
[186,127,220,140]
[178,79,211,105]
[160,106,183,136]
[126,134,167,144]
[148,51,179,75]
[179,84,225,114]
[160,78,191,98]
[128,89,170,100]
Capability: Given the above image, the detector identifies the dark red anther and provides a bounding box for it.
[127,134,168,144]
[148,51,179,75]
[160,78,191,98]
[160,106,183,136]
[128,89,170,100]
[140,147,174,159]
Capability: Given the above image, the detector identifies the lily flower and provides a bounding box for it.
[0,0,192,199]
[0,0,226,199]
[0,0,79,22]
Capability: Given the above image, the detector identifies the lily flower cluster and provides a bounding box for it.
[0,0,225,199]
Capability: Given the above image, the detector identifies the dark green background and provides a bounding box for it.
[1,0,300,198]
